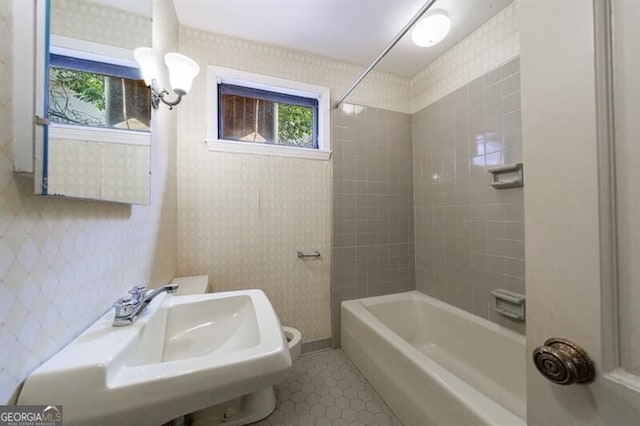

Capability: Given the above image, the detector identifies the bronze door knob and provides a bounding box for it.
[533,337,596,385]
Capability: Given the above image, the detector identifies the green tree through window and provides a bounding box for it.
[47,54,150,131]
[277,104,313,147]
[49,68,106,126]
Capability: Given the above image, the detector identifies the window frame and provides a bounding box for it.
[49,53,142,80]
[206,66,331,161]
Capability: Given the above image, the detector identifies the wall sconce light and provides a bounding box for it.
[133,47,200,110]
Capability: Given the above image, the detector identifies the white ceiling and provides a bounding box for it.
[89,0,513,78]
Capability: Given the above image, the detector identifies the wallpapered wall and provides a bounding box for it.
[50,0,148,48]
[177,27,411,114]
[175,28,341,343]
[47,0,152,204]
[0,0,522,403]
[0,0,179,403]
[47,138,151,204]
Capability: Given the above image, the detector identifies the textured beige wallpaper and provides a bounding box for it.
[47,0,153,204]
[179,27,411,114]
[50,0,151,49]
[177,152,332,342]
[0,0,178,403]
[410,0,520,113]
[47,138,151,204]
[176,28,344,342]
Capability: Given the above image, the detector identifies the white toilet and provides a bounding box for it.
[283,326,302,361]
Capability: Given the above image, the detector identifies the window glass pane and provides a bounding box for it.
[218,84,317,149]
[220,94,276,143]
[48,67,151,131]
[278,104,314,148]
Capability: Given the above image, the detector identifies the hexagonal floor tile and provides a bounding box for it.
[251,349,402,425]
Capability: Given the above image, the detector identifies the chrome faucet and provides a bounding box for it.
[112,284,179,327]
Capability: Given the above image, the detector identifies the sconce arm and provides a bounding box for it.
[149,79,186,110]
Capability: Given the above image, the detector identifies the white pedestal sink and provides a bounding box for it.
[17,290,292,426]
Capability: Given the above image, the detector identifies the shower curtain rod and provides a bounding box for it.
[333,0,439,109]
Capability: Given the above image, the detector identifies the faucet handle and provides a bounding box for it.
[113,297,135,318]
[128,285,147,303]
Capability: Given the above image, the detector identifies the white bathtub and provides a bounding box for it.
[341,291,526,426]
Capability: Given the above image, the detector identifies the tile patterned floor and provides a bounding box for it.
[252,349,402,426]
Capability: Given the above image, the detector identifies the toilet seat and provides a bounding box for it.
[282,326,302,361]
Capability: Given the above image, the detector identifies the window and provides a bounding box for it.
[207,66,331,160]
[44,37,151,149]
[48,52,150,131]
[218,84,317,148]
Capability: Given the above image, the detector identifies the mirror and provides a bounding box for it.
[45,0,152,204]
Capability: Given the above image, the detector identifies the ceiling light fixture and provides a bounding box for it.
[411,10,451,47]
[134,47,200,110]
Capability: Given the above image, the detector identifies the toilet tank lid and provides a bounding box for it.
[171,275,209,295]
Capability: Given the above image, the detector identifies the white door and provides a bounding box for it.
[521,0,640,424]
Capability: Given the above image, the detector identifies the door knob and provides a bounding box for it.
[533,337,596,385]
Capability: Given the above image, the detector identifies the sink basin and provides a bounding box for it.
[17,290,292,426]
[127,294,260,365]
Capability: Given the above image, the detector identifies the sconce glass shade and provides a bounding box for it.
[133,47,154,86]
[411,10,451,47]
[164,53,200,95]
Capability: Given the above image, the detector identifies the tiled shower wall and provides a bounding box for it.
[331,106,414,346]
[412,57,524,333]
